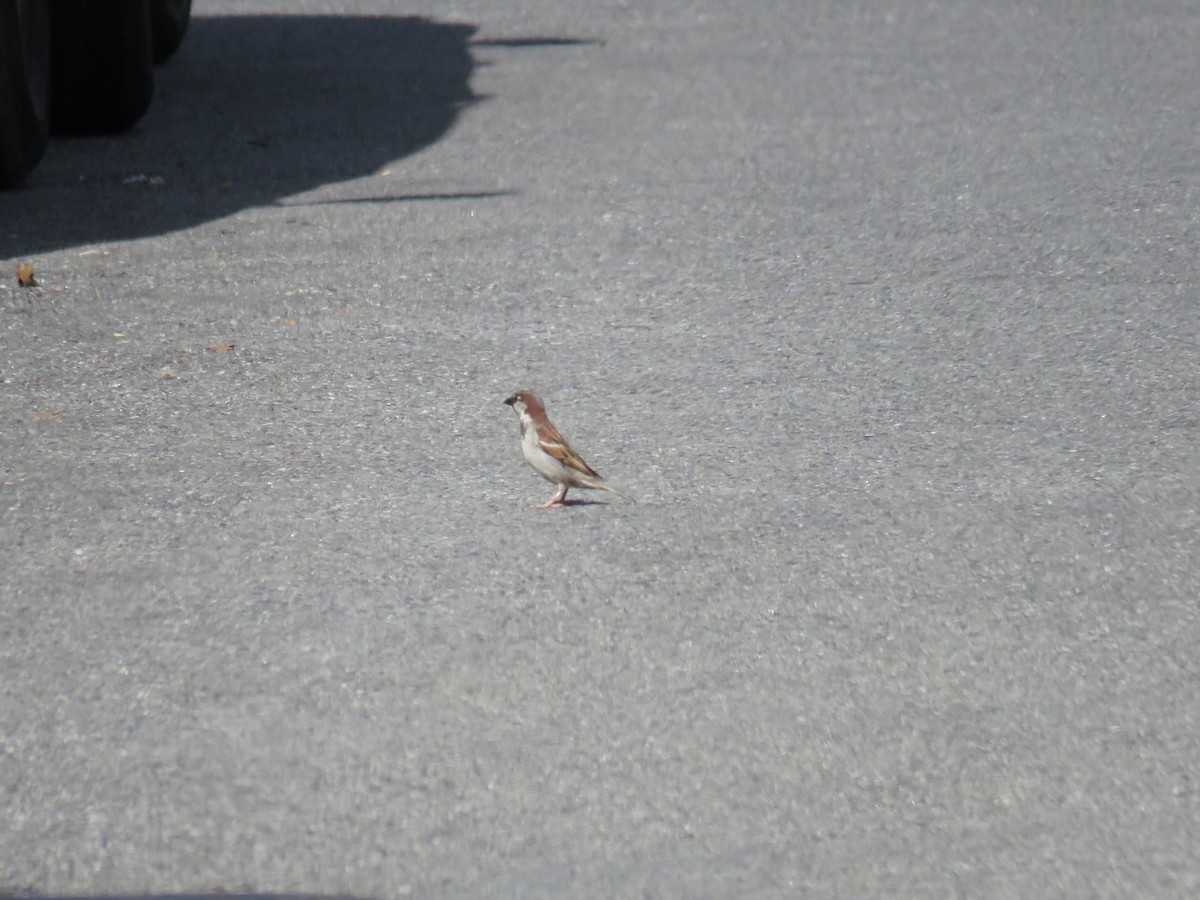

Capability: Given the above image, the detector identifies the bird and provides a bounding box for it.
[503,390,636,508]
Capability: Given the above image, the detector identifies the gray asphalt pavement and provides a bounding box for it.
[3,0,1199,896]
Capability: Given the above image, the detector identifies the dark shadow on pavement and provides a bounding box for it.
[279,190,517,207]
[0,14,486,258]
[471,36,605,48]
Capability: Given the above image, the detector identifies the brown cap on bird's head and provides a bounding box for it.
[504,391,546,417]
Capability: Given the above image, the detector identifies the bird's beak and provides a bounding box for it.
[504,395,517,406]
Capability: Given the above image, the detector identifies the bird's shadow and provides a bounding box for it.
[525,497,610,509]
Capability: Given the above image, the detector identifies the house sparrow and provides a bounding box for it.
[504,390,635,508]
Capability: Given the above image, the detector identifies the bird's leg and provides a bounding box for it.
[534,485,570,508]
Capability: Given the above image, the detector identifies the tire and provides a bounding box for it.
[0,0,51,188]
[50,0,154,135]
[150,0,192,64]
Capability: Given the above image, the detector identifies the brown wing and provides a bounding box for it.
[537,421,601,478]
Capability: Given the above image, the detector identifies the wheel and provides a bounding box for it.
[0,0,51,188]
[50,0,154,134]
[150,0,192,64]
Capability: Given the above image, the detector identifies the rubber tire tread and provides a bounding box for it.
[150,0,192,64]
[50,0,154,135]
[0,2,50,187]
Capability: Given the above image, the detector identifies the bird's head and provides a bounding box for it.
[504,391,541,417]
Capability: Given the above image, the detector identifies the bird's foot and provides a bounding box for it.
[534,486,570,508]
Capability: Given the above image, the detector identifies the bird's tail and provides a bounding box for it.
[596,480,637,503]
